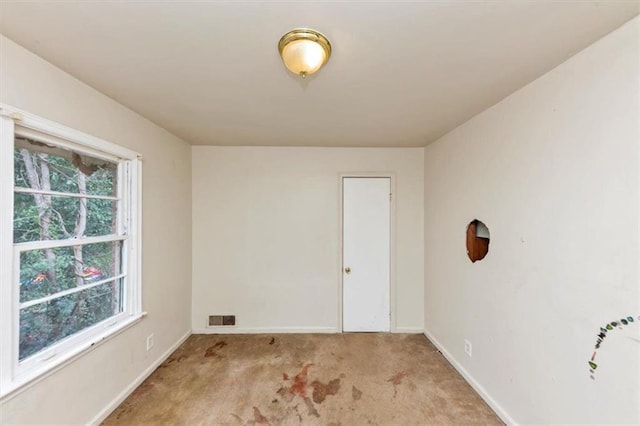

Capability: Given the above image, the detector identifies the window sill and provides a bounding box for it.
[0,312,146,402]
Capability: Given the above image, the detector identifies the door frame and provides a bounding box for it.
[338,172,397,332]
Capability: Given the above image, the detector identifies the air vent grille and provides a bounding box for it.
[208,315,236,326]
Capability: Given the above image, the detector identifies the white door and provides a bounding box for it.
[342,177,390,332]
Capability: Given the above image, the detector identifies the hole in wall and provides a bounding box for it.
[466,219,490,262]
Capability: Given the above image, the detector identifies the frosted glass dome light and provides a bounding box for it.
[278,29,332,78]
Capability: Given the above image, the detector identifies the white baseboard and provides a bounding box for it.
[392,327,424,333]
[192,326,339,334]
[89,330,191,425]
[193,327,424,334]
[423,329,517,426]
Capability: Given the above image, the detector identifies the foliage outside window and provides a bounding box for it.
[0,106,142,397]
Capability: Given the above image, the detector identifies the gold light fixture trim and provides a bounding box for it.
[278,28,332,78]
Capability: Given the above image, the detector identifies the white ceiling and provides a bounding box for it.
[0,1,638,147]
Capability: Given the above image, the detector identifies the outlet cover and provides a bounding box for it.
[146,334,154,351]
[464,339,472,357]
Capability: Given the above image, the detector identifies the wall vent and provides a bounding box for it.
[209,315,236,326]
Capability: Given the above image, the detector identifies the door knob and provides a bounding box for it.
[344,267,351,274]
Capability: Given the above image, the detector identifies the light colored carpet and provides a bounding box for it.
[103,333,501,425]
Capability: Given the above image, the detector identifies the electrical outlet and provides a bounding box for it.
[464,339,472,357]
[146,333,154,351]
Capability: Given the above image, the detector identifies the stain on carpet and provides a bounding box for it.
[290,363,313,398]
[161,354,187,368]
[388,370,409,397]
[113,405,133,420]
[352,385,362,401]
[310,378,341,403]
[276,386,289,400]
[269,337,275,345]
[204,341,227,357]
[251,407,269,424]
[303,397,320,417]
[276,364,341,418]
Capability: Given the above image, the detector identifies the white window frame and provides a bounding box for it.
[0,104,143,399]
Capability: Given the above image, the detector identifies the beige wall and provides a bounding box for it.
[0,35,192,424]
[192,147,424,333]
[423,17,639,424]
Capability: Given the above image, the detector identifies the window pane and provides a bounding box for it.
[19,241,122,304]
[19,279,124,360]
[14,193,117,243]
[13,143,117,197]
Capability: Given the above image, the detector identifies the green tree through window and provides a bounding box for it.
[14,141,123,360]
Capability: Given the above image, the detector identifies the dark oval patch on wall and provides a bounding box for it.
[466,219,490,262]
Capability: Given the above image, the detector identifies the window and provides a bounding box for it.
[0,105,142,397]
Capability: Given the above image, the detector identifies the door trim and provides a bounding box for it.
[338,173,396,332]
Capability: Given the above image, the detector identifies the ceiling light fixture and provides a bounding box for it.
[278,28,332,78]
